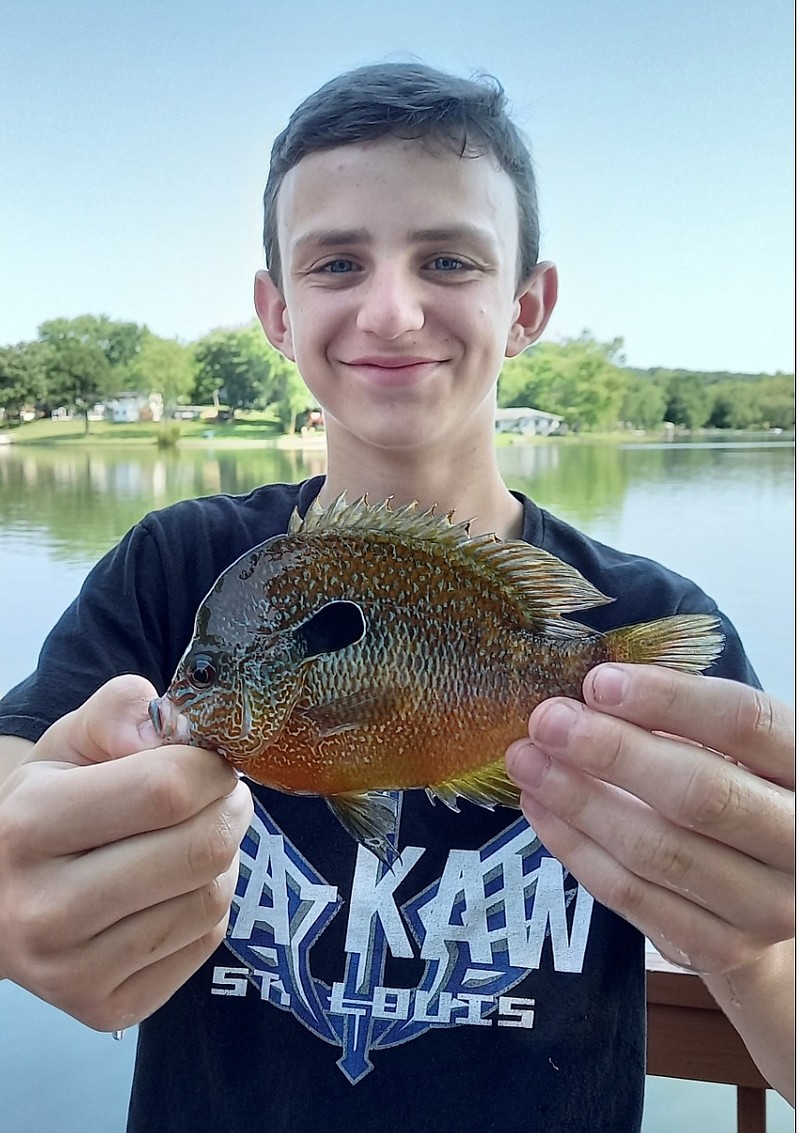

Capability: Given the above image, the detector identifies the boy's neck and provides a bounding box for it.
[316,431,525,541]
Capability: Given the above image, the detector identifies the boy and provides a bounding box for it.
[0,63,793,1131]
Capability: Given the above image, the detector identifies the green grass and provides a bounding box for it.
[5,411,286,446]
[5,416,783,450]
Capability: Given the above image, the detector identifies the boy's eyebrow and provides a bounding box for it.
[291,228,370,253]
[290,224,497,255]
[407,224,496,249]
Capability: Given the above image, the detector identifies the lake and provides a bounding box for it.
[0,436,794,1131]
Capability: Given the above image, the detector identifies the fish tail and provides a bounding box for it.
[605,614,724,675]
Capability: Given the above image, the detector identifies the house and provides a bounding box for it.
[495,406,563,436]
[107,392,164,423]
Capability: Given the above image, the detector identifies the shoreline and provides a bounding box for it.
[0,425,792,451]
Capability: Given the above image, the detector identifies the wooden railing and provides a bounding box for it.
[646,952,771,1133]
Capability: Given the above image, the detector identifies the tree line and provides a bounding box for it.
[0,317,794,434]
[0,315,316,433]
[498,332,794,432]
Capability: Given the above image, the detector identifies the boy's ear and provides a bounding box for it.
[506,262,558,358]
[254,270,296,361]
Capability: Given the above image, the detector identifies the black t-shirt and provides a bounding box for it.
[0,477,759,1132]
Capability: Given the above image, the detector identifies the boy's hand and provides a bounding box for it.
[506,667,794,975]
[0,675,253,1032]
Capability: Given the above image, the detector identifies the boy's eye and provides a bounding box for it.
[320,258,356,274]
[429,256,466,271]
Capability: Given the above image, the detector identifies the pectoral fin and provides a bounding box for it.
[327,791,400,865]
[300,690,399,738]
[426,760,521,812]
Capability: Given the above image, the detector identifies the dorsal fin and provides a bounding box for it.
[288,493,612,629]
[289,492,473,543]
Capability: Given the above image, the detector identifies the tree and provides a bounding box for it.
[126,334,197,416]
[499,332,628,431]
[192,324,281,414]
[627,367,795,431]
[37,315,148,430]
[39,315,146,369]
[706,382,759,430]
[495,354,533,408]
[753,374,795,431]
[0,342,52,422]
[661,374,711,429]
[273,360,316,434]
[620,374,668,430]
[41,337,112,432]
[101,319,148,368]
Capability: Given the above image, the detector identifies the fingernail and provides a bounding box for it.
[589,665,629,706]
[530,701,579,749]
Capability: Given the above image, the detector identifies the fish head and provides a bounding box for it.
[150,635,266,758]
[150,598,367,763]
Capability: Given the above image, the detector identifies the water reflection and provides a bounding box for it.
[0,439,792,562]
[0,444,329,563]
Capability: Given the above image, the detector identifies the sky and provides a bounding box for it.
[0,0,794,373]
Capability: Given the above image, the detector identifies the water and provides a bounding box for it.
[0,437,794,1131]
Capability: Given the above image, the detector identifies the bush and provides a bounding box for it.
[156,421,182,448]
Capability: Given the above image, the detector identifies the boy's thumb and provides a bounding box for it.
[28,674,162,767]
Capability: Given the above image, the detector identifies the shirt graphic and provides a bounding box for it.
[215,795,595,1083]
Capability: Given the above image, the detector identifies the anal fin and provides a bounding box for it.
[426,759,521,812]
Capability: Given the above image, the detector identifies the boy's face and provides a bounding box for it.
[256,137,555,456]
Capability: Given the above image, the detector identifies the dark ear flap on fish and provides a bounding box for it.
[326,791,400,865]
[294,601,366,661]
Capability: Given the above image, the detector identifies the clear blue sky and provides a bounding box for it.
[1,0,793,372]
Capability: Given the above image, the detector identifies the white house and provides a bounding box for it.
[107,392,163,423]
[495,406,563,436]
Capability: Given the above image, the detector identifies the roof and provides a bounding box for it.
[495,406,562,422]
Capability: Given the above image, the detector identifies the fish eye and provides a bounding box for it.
[188,653,217,689]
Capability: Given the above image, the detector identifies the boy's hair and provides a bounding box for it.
[263,62,539,290]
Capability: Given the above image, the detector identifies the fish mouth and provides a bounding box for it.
[149,695,192,744]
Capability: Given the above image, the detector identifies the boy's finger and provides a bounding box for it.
[10,744,243,858]
[64,781,253,934]
[27,674,163,767]
[583,665,794,784]
[60,921,231,1035]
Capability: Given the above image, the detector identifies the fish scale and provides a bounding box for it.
[151,493,725,861]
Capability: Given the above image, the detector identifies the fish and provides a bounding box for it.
[149,494,724,861]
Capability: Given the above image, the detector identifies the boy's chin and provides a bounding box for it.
[337,418,448,455]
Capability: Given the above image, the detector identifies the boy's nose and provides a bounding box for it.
[355,267,425,338]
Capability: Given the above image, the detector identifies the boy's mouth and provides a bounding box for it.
[346,355,441,368]
[343,355,445,384]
